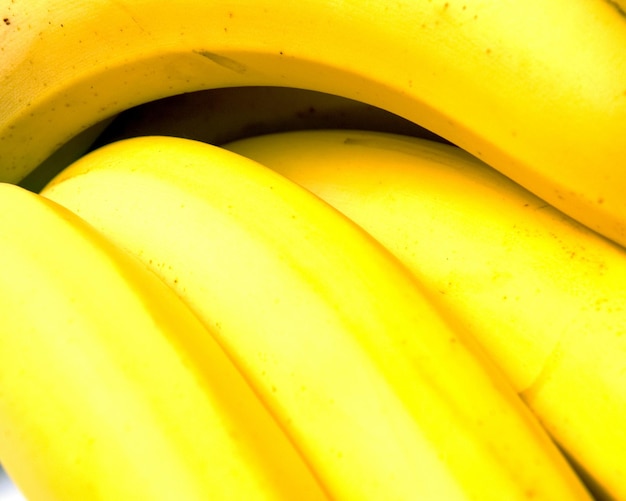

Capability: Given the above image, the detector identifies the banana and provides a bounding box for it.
[93,86,443,149]
[41,135,593,500]
[224,128,626,501]
[0,183,327,501]
[2,0,626,248]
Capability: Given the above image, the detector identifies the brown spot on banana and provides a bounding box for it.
[605,0,626,19]
[193,50,247,73]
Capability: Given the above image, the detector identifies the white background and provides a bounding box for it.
[0,467,26,501]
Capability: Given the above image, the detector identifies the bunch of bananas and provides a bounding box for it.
[1,0,625,500]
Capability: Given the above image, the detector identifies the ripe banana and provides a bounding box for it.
[0,183,327,501]
[2,0,626,248]
[41,135,593,500]
[224,128,626,501]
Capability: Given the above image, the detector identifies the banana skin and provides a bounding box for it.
[224,128,626,501]
[0,182,328,501]
[1,0,626,247]
[41,135,593,501]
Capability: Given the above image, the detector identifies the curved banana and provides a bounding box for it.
[224,128,626,501]
[0,183,327,501]
[41,135,592,500]
[2,0,626,247]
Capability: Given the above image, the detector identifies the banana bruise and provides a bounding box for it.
[2,0,626,247]
[224,128,626,501]
[41,135,592,501]
[0,183,328,501]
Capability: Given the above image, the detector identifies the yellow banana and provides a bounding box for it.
[224,128,626,501]
[41,135,592,501]
[0,182,327,501]
[93,86,441,150]
[2,0,626,247]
